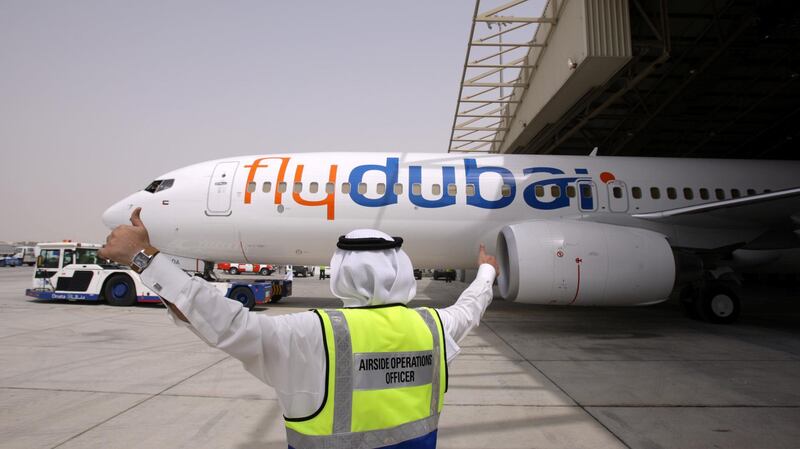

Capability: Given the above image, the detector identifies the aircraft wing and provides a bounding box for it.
[631,187,800,228]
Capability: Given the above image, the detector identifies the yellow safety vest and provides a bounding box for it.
[285,304,447,449]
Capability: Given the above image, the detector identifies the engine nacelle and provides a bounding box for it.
[496,220,675,306]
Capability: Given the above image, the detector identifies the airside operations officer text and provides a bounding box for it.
[99,207,498,449]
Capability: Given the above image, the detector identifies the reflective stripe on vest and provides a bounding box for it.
[285,305,447,449]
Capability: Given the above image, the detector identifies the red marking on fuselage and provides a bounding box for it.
[599,172,615,184]
[569,257,582,305]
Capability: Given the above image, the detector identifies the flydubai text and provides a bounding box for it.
[242,157,597,220]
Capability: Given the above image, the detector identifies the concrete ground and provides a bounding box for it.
[1,266,799,449]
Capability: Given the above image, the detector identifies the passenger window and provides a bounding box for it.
[358,183,367,195]
[631,186,641,199]
[667,187,677,199]
[432,184,441,196]
[310,182,319,194]
[715,188,725,200]
[731,189,741,198]
[581,184,593,198]
[393,183,403,195]
[567,185,576,198]
[699,188,709,200]
[746,188,756,196]
[466,184,476,196]
[683,188,693,200]
[447,184,457,195]
[293,182,302,193]
[535,185,544,198]
[326,182,335,194]
[412,183,422,196]
[650,187,661,199]
[341,182,351,194]
[377,183,386,195]
[501,185,512,197]
[262,182,272,193]
[612,186,622,199]
[551,185,561,198]
[246,182,256,193]
[278,182,287,193]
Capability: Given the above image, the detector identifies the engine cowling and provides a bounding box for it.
[496,220,675,306]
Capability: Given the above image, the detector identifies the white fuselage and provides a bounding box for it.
[103,153,800,268]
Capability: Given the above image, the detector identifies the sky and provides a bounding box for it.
[0,0,473,243]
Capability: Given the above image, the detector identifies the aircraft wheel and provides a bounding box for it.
[104,274,137,306]
[229,286,255,310]
[697,284,740,324]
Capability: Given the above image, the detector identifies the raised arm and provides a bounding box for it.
[436,244,498,353]
[98,208,325,415]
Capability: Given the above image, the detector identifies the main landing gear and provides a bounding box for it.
[680,280,741,324]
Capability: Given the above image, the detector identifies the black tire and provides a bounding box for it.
[104,274,137,307]
[228,267,239,275]
[259,268,269,276]
[697,284,740,324]
[270,295,282,303]
[228,286,255,310]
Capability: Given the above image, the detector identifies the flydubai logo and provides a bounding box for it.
[243,157,603,220]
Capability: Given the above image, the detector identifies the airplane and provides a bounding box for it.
[102,152,800,323]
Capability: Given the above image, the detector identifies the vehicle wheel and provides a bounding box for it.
[259,268,269,276]
[270,295,282,303]
[228,286,255,310]
[228,267,239,275]
[696,284,740,324]
[104,274,137,306]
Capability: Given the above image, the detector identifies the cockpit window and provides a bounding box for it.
[155,179,174,192]
[144,180,161,193]
[144,179,174,193]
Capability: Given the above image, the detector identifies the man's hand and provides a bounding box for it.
[477,243,499,273]
[98,207,155,266]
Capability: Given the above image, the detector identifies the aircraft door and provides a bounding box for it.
[207,161,239,215]
[607,180,629,212]
[576,180,596,211]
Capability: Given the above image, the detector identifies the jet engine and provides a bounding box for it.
[496,220,675,306]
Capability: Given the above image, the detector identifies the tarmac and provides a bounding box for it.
[1,266,799,449]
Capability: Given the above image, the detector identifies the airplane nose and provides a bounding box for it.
[102,199,133,229]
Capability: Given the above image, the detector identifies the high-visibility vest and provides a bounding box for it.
[285,304,448,449]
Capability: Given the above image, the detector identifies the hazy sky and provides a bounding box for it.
[0,1,472,243]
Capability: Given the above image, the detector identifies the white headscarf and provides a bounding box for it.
[330,229,417,307]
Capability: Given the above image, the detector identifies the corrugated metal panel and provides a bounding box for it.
[586,0,631,57]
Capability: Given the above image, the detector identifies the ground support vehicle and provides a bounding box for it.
[292,265,315,277]
[25,242,291,309]
[432,269,456,281]
[0,255,23,267]
[17,246,36,266]
[217,262,275,276]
